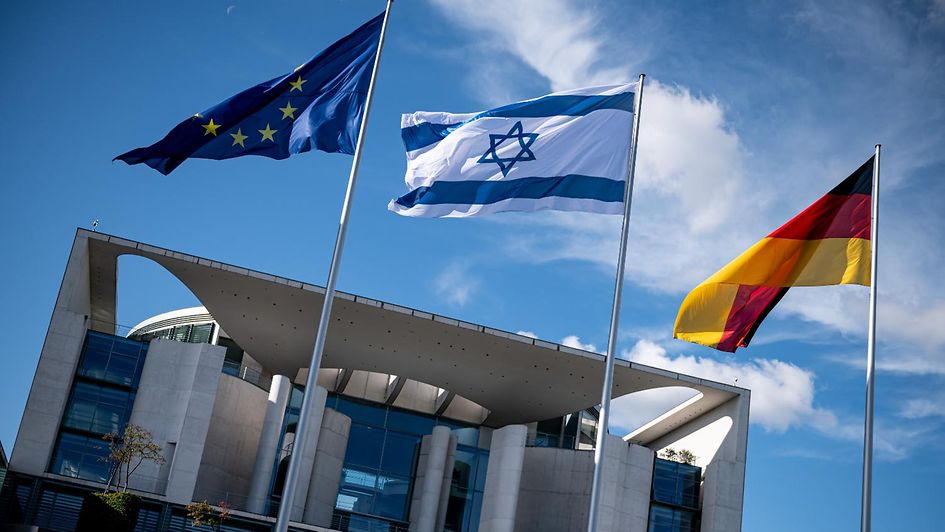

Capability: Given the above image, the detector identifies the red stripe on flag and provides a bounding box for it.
[716,284,787,352]
[768,192,871,240]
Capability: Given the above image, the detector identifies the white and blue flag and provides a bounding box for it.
[388,83,637,218]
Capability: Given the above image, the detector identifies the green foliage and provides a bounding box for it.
[659,447,697,465]
[76,491,141,532]
[186,500,231,531]
[102,423,166,492]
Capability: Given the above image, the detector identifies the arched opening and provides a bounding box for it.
[609,386,702,435]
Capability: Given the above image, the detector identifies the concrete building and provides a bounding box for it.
[0,229,749,532]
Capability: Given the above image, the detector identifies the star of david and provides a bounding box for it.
[477,121,538,176]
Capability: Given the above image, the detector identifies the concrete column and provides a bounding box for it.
[435,434,459,532]
[11,233,92,476]
[303,408,352,526]
[409,425,452,532]
[287,385,328,521]
[126,340,225,503]
[247,374,292,514]
[479,424,527,532]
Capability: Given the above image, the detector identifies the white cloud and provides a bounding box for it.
[516,330,538,339]
[428,0,945,380]
[428,0,638,93]
[626,340,836,433]
[900,397,945,419]
[560,335,599,353]
[433,262,479,307]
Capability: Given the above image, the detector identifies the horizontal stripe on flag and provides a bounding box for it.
[393,174,625,209]
[768,192,871,240]
[705,236,871,287]
[716,285,788,352]
[401,91,635,152]
[389,196,625,218]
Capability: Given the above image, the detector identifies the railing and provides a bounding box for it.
[331,510,410,532]
[526,431,577,449]
[222,360,272,391]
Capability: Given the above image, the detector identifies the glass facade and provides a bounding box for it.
[130,322,213,345]
[528,408,599,450]
[49,331,148,483]
[648,458,702,532]
[269,392,487,532]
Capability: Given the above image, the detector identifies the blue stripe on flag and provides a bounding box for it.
[401,92,634,152]
[393,175,625,209]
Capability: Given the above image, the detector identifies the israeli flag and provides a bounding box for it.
[389,83,637,218]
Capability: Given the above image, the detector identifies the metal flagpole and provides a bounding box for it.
[274,1,394,529]
[860,144,881,532]
[587,73,646,532]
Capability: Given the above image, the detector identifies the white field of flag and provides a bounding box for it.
[389,83,637,218]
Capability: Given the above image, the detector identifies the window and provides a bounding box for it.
[49,432,111,483]
[319,394,483,530]
[50,331,148,483]
[648,458,701,532]
[62,381,134,435]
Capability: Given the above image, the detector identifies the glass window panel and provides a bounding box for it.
[77,348,109,380]
[385,409,434,435]
[345,424,384,469]
[335,397,386,427]
[648,504,678,532]
[466,491,483,532]
[189,323,213,343]
[111,337,145,357]
[85,332,114,351]
[451,427,479,447]
[52,432,110,483]
[380,431,419,476]
[474,451,489,492]
[105,353,138,386]
[337,466,376,515]
[652,459,680,505]
[451,449,477,491]
[372,473,411,520]
[444,488,470,532]
[172,325,192,342]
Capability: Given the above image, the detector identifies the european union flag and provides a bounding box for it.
[115,13,383,175]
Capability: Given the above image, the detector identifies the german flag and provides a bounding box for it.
[673,157,874,352]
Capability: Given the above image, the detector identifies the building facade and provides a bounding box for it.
[1,229,749,531]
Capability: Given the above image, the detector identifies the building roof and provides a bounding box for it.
[80,228,746,436]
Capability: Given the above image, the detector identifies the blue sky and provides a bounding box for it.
[1,1,943,530]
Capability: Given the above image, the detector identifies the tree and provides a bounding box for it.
[186,500,231,532]
[659,447,697,465]
[102,424,166,492]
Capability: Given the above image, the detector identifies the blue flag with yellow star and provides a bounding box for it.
[115,13,383,175]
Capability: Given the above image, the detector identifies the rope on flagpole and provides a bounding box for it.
[586,73,646,532]
[274,1,394,530]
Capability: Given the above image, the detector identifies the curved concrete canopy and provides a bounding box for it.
[83,229,747,434]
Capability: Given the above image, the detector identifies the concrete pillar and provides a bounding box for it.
[287,385,328,521]
[409,425,452,532]
[435,434,459,532]
[303,408,352,526]
[479,424,527,532]
[247,374,292,514]
[127,340,226,504]
[11,233,92,476]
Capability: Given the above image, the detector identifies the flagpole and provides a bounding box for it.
[860,144,881,532]
[587,73,646,532]
[274,1,393,530]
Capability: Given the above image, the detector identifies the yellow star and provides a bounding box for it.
[201,118,221,136]
[289,75,307,92]
[230,129,248,147]
[258,123,277,142]
[279,101,298,120]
